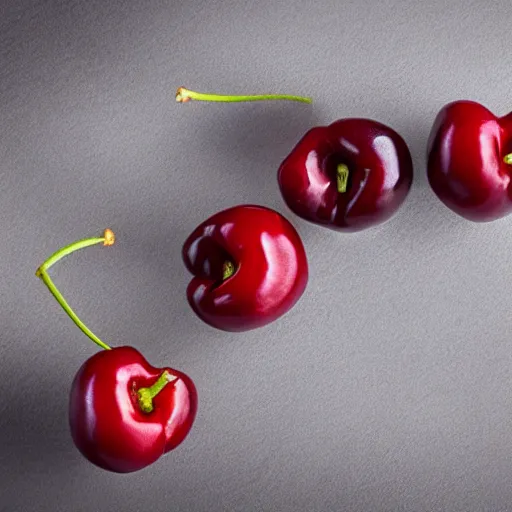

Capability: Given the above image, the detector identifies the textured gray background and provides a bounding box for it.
[2,0,512,510]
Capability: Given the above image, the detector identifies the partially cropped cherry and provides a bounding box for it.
[36,229,197,473]
[427,101,512,222]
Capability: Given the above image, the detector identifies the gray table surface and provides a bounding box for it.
[2,1,512,511]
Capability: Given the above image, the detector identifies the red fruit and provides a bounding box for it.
[278,118,413,232]
[69,346,197,473]
[182,205,308,332]
[427,100,512,222]
[36,230,198,473]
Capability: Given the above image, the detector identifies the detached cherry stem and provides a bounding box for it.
[35,229,115,351]
[176,87,312,104]
[504,153,512,165]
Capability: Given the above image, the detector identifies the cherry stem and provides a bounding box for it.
[176,87,312,104]
[222,260,235,280]
[337,164,350,193]
[504,153,512,165]
[137,371,177,414]
[35,229,116,351]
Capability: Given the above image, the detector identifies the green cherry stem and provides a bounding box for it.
[137,371,177,414]
[336,164,350,193]
[35,229,116,351]
[176,87,312,104]
[504,153,512,165]
[222,260,236,280]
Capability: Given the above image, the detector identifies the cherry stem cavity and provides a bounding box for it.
[35,229,116,351]
[137,371,177,414]
[504,154,512,165]
[176,87,312,104]
[337,164,350,193]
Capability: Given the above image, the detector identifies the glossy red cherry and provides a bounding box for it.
[36,230,197,473]
[427,100,512,222]
[277,118,413,232]
[182,205,308,332]
[70,345,197,473]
